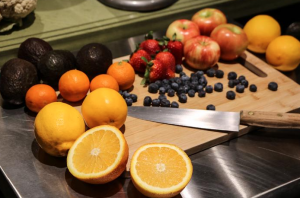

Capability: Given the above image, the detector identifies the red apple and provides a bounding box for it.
[184,36,220,70]
[166,19,200,44]
[210,23,249,61]
[192,8,227,36]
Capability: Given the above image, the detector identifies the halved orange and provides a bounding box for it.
[130,143,193,198]
[67,125,129,184]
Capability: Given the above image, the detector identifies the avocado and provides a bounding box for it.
[76,43,113,79]
[0,58,38,105]
[285,22,300,40]
[37,50,77,87]
[18,37,53,68]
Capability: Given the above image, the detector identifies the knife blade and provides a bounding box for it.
[127,106,300,132]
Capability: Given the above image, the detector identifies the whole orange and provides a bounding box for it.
[25,84,57,113]
[81,88,127,129]
[58,70,90,102]
[90,74,119,92]
[107,61,135,90]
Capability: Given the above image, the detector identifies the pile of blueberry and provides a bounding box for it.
[119,90,138,106]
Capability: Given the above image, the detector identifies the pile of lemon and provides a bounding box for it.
[243,15,300,72]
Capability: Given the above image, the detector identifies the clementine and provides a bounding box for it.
[58,70,90,102]
[25,84,57,113]
[90,74,119,92]
[107,61,135,90]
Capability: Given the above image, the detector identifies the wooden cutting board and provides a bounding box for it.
[75,51,300,172]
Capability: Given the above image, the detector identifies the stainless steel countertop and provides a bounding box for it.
[1,32,300,198]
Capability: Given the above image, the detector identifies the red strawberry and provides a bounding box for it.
[129,49,151,73]
[155,51,176,78]
[166,34,184,65]
[141,59,166,84]
[139,39,161,57]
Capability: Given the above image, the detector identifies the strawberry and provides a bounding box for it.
[166,34,184,65]
[141,58,166,85]
[155,51,176,78]
[129,49,151,73]
[139,31,161,57]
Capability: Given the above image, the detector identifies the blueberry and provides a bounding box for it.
[188,89,195,97]
[249,84,257,92]
[196,71,204,78]
[268,82,278,91]
[228,71,237,80]
[161,99,171,107]
[241,80,248,88]
[226,91,236,100]
[190,73,197,78]
[167,89,175,97]
[154,80,162,87]
[158,87,166,94]
[178,93,187,103]
[177,86,186,95]
[179,71,186,77]
[205,85,213,93]
[183,85,190,93]
[175,78,182,85]
[196,85,204,91]
[214,82,223,92]
[158,94,167,101]
[152,99,160,106]
[236,84,245,93]
[189,83,197,91]
[206,104,216,110]
[198,90,206,97]
[228,80,235,88]
[238,75,246,82]
[233,79,240,86]
[162,79,170,85]
[125,98,133,106]
[216,70,224,78]
[181,75,190,82]
[130,94,138,102]
[163,84,171,91]
[199,76,207,87]
[171,82,179,91]
[148,83,159,93]
[143,96,152,106]
[175,64,183,73]
[206,68,215,77]
[123,91,130,98]
[171,101,179,108]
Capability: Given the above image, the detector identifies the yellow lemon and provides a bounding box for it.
[243,15,281,53]
[81,88,127,129]
[266,35,300,71]
[34,102,86,157]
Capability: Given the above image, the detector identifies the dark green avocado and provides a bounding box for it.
[37,50,77,87]
[0,58,38,105]
[18,37,53,68]
[286,22,300,40]
[76,43,113,79]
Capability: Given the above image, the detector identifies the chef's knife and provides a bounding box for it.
[127,106,300,132]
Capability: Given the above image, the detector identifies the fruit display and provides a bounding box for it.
[191,8,227,36]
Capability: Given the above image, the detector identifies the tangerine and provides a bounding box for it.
[25,84,57,113]
[58,70,90,102]
[90,74,119,92]
[107,61,135,90]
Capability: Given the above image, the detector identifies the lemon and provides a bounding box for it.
[266,35,300,71]
[34,102,86,157]
[243,15,281,53]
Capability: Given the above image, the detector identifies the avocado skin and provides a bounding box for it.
[0,58,38,105]
[38,50,77,87]
[286,22,300,40]
[18,37,53,68]
[76,43,113,79]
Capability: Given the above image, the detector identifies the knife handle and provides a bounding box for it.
[240,110,300,129]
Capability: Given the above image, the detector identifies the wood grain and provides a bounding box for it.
[75,50,300,173]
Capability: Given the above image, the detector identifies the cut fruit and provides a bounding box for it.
[130,143,193,198]
[67,125,129,184]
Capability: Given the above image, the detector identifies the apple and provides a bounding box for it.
[192,8,227,36]
[184,36,220,70]
[166,19,200,44]
[210,23,249,61]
